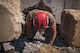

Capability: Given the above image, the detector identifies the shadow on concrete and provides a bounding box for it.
[10,35,26,53]
[10,24,27,53]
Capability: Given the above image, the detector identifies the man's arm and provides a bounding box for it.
[25,13,32,39]
[50,23,57,45]
[48,12,57,45]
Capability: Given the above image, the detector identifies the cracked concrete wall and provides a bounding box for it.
[0,0,23,42]
[21,0,64,24]
[65,0,80,10]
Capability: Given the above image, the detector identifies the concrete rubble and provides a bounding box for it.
[61,9,80,47]
[2,33,80,53]
[0,0,23,42]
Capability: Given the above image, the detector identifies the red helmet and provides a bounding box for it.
[33,12,48,30]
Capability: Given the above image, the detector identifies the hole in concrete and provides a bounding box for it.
[22,2,67,47]
[22,1,53,36]
[0,5,14,42]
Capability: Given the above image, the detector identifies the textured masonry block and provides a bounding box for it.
[61,9,80,47]
[0,0,23,42]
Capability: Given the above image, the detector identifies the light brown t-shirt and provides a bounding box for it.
[26,9,56,26]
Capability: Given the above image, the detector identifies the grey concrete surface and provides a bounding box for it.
[65,0,80,10]
[20,0,64,24]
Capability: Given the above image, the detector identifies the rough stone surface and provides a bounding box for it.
[34,44,62,53]
[61,9,80,47]
[0,0,23,42]
[2,42,15,51]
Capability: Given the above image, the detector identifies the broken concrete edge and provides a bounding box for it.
[64,9,80,21]
[0,1,24,42]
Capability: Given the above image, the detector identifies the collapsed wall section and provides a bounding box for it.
[0,0,23,42]
[61,9,80,47]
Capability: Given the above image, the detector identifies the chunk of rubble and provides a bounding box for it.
[0,0,23,42]
[34,44,62,53]
[61,9,80,47]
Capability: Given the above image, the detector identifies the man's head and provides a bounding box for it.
[33,12,49,31]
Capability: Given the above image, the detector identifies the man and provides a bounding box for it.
[26,9,57,45]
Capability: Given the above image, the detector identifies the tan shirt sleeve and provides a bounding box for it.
[26,10,34,22]
[48,12,56,26]
[26,12,31,22]
[26,9,38,22]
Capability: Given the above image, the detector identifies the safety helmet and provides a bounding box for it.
[33,12,49,30]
